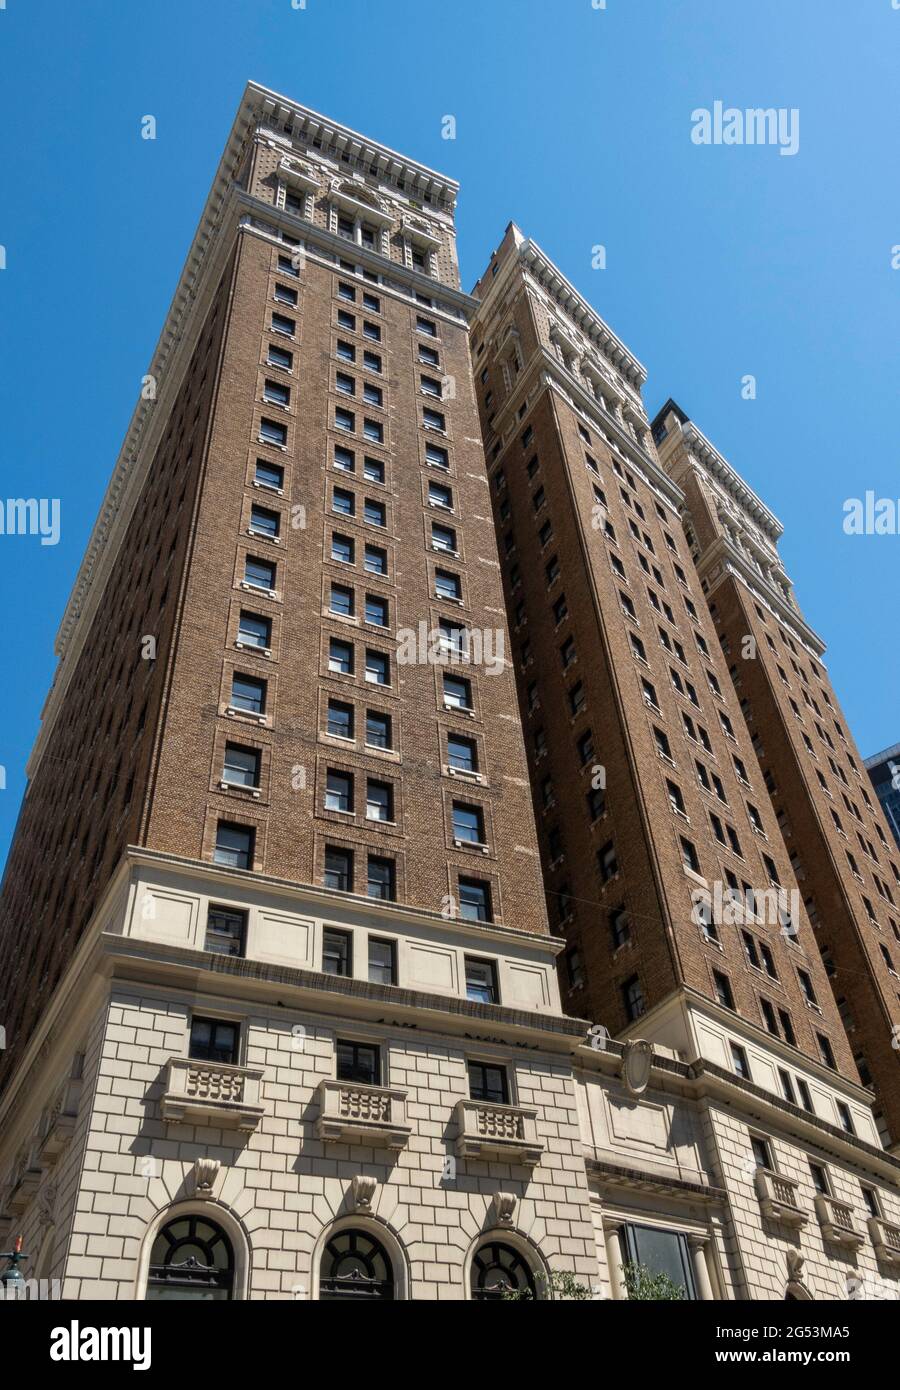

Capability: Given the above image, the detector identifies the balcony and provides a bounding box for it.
[868,1216,900,1267]
[453,1099,544,1168]
[755,1168,807,1228]
[315,1080,410,1150]
[160,1057,265,1132]
[815,1195,864,1250]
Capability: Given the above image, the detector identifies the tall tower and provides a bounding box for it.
[0,89,548,1094]
[654,401,900,1149]
[0,89,604,1302]
[470,226,873,1131]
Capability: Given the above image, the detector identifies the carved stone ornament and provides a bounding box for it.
[350,1174,377,1212]
[621,1039,653,1097]
[193,1157,220,1198]
[493,1192,517,1227]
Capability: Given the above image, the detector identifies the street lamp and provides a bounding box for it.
[0,1236,28,1295]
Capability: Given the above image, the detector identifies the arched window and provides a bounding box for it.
[320,1229,394,1301]
[470,1241,537,1302]
[146,1215,234,1301]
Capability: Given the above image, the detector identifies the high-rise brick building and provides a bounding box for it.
[470,227,859,1098]
[0,94,898,1304]
[653,401,900,1150]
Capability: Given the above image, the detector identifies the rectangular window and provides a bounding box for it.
[363,545,387,577]
[453,802,485,845]
[365,649,390,686]
[189,1017,238,1065]
[231,673,266,715]
[368,938,396,986]
[223,743,261,789]
[458,877,491,922]
[213,821,254,869]
[237,611,271,649]
[336,1040,380,1086]
[364,594,388,627]
[263,378,290,407]
[713,971,735,1009]
[329,583,354,617]
[329,639,353,675]
[366,779,393,822]
[465,957,498,1004]
[435,569,462,601]
[244,556,276,590]
[443,673,472,709]
[271,312,296,336]
[266,344,293,372]
[325,770,353,813]
[622,975,645,1021]
[367,855,395,901]
[322,929,352,976]
[204,906,246,957]
[426,443,449,469]
[254,458,284,490]
[331,533,354,565]
[327,700,354,740]
[468,1060,508,1104]
[448,733,477,772]
[365,710,392,749]
[363,456,385,484]
[324,848,353,893]
[249,504,280,539]
[620,1225,696,1302]
[259,418,287,447]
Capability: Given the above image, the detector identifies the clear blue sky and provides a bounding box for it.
[1,0,898,869]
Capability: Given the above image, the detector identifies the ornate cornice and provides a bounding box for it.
[517,236,646,390]
[250,81,458,211]
[655,406,783,545]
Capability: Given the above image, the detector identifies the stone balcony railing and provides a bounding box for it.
[160,1057,265,1132]
[755,1168,807,1228]
[453,1099,544,1168]
[315,1080,410,1150]
[868,1215,900,1267]
[814,1195,864,1250]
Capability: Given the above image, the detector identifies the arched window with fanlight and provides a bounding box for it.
[145,1215,234,1301]
[470,1241,538,1301]
[320,1229,394,1301]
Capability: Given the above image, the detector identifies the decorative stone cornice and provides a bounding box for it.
[252,82,458,210]
[694,532,827,659]
[653,401,783,545]
[517,235,646,390]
